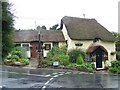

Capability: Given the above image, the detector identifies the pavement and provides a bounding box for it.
[23,58,38,69]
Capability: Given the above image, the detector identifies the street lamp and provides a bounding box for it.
[37,28,42,68]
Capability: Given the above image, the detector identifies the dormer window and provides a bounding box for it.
[75,43,83,46]
[93,38,100,43]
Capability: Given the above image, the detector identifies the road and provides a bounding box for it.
[0,65,120,90]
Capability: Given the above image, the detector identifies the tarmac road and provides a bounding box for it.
[0,65,119,90]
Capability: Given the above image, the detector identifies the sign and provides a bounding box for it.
[52,61,60,66]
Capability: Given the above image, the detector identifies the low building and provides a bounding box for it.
[59,16,116,69]
[14,28,66,58]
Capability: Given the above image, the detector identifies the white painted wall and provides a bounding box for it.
[43,42,52,57]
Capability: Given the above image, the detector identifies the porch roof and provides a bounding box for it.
[86,43,108,54]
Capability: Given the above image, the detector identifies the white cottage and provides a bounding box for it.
[59,16,116,69]
[15,29,66,58]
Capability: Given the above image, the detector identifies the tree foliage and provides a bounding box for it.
[49,24,59,30]
[112,32,120,60]
[41,25,47,30]
[2,2,14,58]
[68,49,86,63]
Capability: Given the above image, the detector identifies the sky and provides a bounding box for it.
[9,0,119,32]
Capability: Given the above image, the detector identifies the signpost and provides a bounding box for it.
[37,29,42,68]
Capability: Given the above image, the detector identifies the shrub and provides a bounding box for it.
[68,49,86,63]
[11,55,19,61]
[13,46,27,59]
[20,59,29,65]
[47,46,69,66]
[109,60,120,74]
[111,60,120,67]
[66,64,75,69]
[109,67,118,74]
[47,60,53,66]
[76,54,84,65]
[42,60,47,65]
[76,63,94,72]
[4,46,29,66]
[58,54,69,66]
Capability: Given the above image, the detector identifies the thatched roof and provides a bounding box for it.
[15,30,65,43]
[61,16,116,42]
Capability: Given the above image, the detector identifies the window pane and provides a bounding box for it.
[15,44,21,47]
[53,42,59,46]
[45,44,51,50]
[22,44,29,51]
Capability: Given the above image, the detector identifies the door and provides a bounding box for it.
[96,48,102,68]
[31,42,38,58]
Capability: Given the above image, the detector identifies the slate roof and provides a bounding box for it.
[61,16,116,42]
[15,29,65,43]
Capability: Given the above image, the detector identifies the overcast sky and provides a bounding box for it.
[9,0,119,32]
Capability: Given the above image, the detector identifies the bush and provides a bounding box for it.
[59,54,69,66]
[111,60,120,67]
[42,60,47,65]
[66,63,76,69]
[13,46,27,59]
[76,54,84,65]
[109,67,118,74]
[68,49,86,63]
[76,63,94,72]
[109,60,120,74]
[47,60,53,66]
[47,46,69,66]
[4,46,29,66]
[20,59,29,65]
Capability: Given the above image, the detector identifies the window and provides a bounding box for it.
[75,43,83,46]
[93,38,100,42]
[45,44,51,50]
[22,44,29,51]
[14,44,21,47]
[53,42,59,47]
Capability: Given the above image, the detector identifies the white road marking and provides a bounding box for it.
[65,72,71,74]
[53,75,59,78]
[59,72,65,74]
[41,86,46,90]
[49,77,54,81]
[52,73,58,75]
[45,81,50,85]
[59,73,64,76]
[45,74,51,77]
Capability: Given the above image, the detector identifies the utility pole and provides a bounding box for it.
[83,13,86,18]
[37,28,42,68]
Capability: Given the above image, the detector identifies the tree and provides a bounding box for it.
[36,25,41,30]
[49,24,59,30]
[2,2,14,59]
[41,25,47,30]
[112,32,120,60]
[37,25,47,30]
